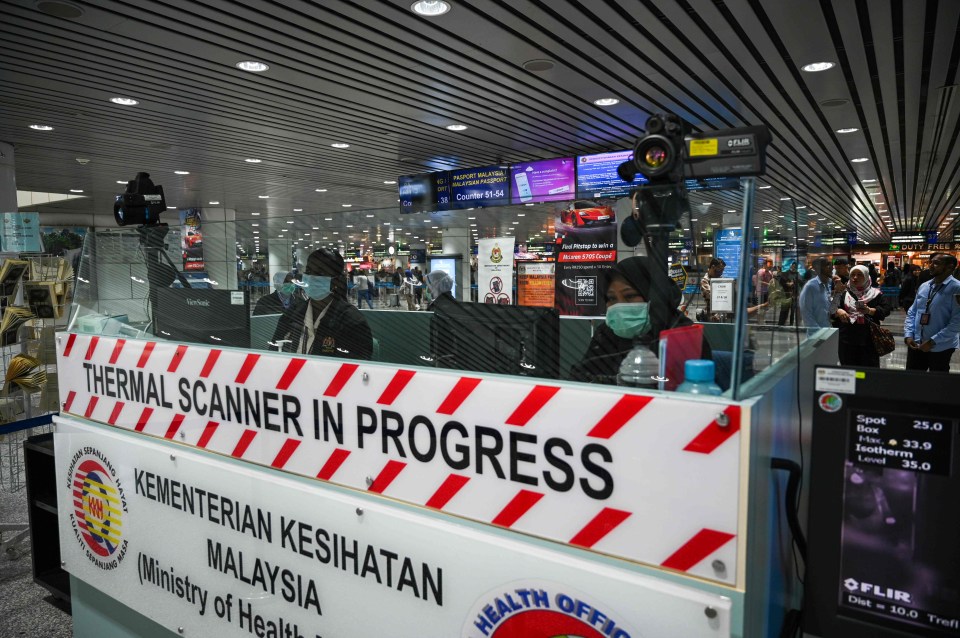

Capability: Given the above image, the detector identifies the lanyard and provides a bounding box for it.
[924,283,944,312]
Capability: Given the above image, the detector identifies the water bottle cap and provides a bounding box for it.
[684,359,715,383]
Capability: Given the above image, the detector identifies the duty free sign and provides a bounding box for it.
[58,332,746,585]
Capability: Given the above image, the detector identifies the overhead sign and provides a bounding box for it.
[575,150,643,199]
[57,332,745,585]
[450,165,510,209]
[57,419,733,638]
[509,158,575,204]
[399,172,450,214]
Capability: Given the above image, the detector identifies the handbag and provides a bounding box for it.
[868,320,896,356]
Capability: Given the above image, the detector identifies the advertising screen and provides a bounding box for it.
[449,165,509,209]
[509,157,575,204]
[399,172,450,214]
[575,150,645,199]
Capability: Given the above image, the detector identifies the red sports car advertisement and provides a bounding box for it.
[554,199,618,316]
[179,208,204,271]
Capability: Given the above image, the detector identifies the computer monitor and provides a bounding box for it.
[430,301,560,378]
[153,288,250,348]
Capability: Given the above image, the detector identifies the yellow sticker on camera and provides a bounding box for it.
[689,138,719,157]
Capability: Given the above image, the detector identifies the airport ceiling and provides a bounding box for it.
[1,0,959,257]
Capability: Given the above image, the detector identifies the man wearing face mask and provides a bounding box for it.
[272,248,373,360]
[570,256,710,384]
[254,271,301,316]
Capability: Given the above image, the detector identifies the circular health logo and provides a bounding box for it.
[68,449,129,568]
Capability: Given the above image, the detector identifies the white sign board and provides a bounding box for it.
[57,332,746,585]
[710,278,736,313]
[56,418,733,638]
[478,237,515,304]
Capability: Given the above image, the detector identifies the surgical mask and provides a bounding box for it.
[605,302,651,339]
[301,274,332,300]
[278,283,297,296]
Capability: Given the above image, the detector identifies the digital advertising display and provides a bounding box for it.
[509,157,575,204]
[399,172,450,214]
[449,165,509,209]
[575,149,642,199]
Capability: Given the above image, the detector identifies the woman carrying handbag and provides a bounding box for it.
[832,265,892,367]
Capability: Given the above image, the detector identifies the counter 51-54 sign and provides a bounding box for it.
[57,333,745,585]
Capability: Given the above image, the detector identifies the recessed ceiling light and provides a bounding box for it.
[342,204,352,207]
[851,157,869,163]
[331,143,350,149]
[315,189,327,193]
[29,124,53,131]
[252,212,260,216]
[116,180,127,184]
[758,185,771,189]
[779,197,791,200]
[70,189,83,193]
[286,220,294,224]
[258,195,269,199]
[762,209,773,212]
[110,97,139,106]
[445,124,468,131]
[174,170,189,175]
[593,98,620,106]
[209,201,219,205]
[366,214,375,218]
[835,127,859,134]
[236,60,269,72]
[383,180,397,185]
[324,217,332,221]
[411,0,450,16]
[167,206,176,210]
[802,62,835,72]
[244,158,262,163]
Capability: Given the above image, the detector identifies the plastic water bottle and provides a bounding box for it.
[676,359,722,395]
[617,344,661,389]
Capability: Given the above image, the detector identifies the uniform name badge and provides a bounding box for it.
[920,313,931,326]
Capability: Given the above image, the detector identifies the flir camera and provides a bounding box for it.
[617,113,772,184]
[114,172,166,226]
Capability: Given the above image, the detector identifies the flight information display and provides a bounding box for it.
[399,172,450,214]
[509,157,575,204]
[575,150,643,198]
[450,165,510,209]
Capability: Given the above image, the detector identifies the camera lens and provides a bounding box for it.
[644,146,668,169]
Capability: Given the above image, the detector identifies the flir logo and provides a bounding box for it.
[844,578,912,602]
[186,298,211,307]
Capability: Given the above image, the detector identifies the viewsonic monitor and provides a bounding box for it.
[154,288,250,348]
[429,301,560,379]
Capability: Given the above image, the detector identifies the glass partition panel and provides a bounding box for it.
[67,192,832,399]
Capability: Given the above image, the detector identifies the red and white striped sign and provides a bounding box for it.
[58,333,746,585]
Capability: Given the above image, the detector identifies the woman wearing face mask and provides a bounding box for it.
[272,248,373,359]
[570,256,710,384]
[832,264,891,367]
[253,271,301,316]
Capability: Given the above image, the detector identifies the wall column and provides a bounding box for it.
[0,142,17,213]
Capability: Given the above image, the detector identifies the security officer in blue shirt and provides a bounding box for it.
[904,253,960,372]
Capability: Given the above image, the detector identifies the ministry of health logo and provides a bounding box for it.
[67,448,129,569]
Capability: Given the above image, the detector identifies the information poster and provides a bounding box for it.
[1,212,43,252]
[838,408,959,634]
[478,237,514,304]
[517,262,555,307]
[575,150,641,199]
[450,165,509,209]
[554,200,617,317]
[179,208,204,271]
[399,172,450,214]
[715,228,742,278]
[509,158,575,204]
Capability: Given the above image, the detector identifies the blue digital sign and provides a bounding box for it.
[399,172,449,214]
[715,227,743,277]
[449,165,510,209]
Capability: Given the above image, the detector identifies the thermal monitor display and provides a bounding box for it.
[449,165,510,209]
[509,157,575,204]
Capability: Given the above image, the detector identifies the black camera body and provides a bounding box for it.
[114,172,166,226]
[617,114,771,185]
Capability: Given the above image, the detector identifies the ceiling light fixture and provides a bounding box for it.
[593,98,619,106]
[209,201,219,205]
[315,189,327,193]
[252,212,260,216]
[236,60,269,72]
[411,1,450,16]
[758,185,771,189]
[802,62,835,72]
[341,204,352,207]
[851,157,869,163]
[29,124,53,131]
[331,143,350,149]
[293,208,302,212]
[258,195,269,199]
[70,189,83,193]
[244,158,262,163]
[116,180,127,184]
[445,124,468,131]
[110,97,139,106]
[383,180,397,184]
[174,170,190,175]
[835,127,858,134]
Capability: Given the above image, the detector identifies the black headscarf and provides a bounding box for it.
[605,256,683,339]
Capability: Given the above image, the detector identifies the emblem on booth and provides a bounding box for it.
[67,448,129,569]
[462,580,634,638]
[490,244,503,263]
